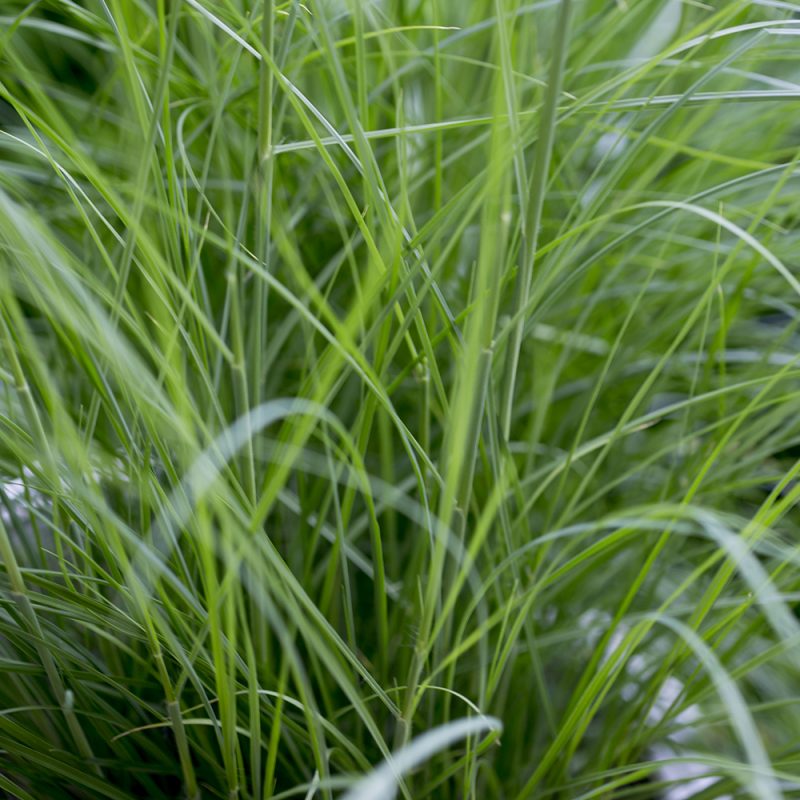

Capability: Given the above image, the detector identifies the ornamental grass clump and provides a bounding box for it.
[2,1,800,798]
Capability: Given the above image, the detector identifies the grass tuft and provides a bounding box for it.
[3,0,800,797]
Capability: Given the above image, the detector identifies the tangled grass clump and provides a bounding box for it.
[2,1,800,798]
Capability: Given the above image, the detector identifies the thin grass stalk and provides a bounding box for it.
[499,0,572,439]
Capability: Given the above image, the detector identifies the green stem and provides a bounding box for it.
[500,0,572,440]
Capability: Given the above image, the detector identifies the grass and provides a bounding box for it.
[2,0,800,797]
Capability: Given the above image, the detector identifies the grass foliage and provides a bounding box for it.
[3,0,800,797]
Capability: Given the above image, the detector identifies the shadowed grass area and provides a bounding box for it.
[2,0,800,797]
